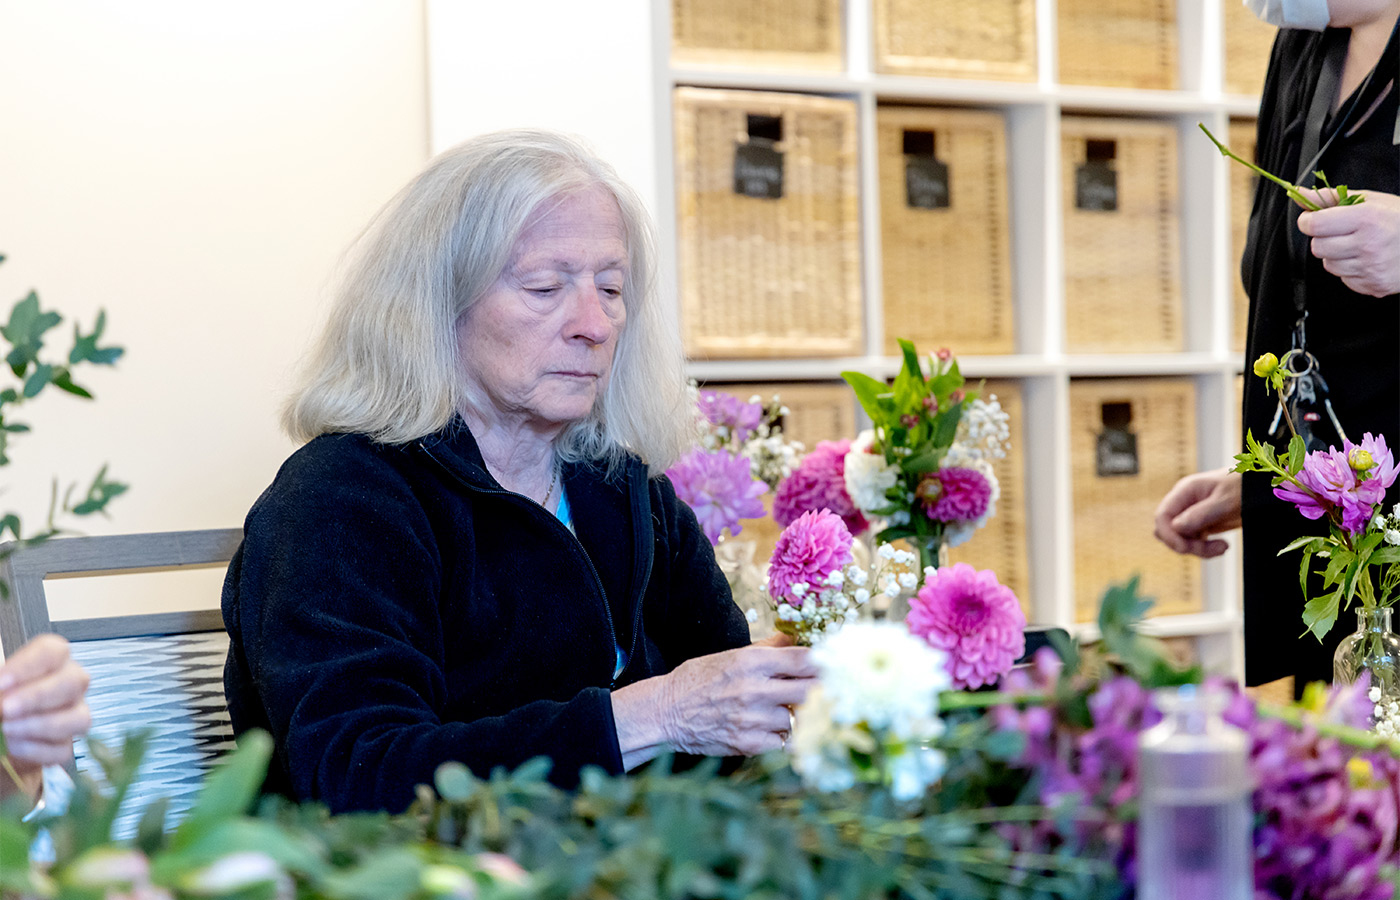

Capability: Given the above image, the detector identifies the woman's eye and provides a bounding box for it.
[526,286,560,296]
[600,286,623,299]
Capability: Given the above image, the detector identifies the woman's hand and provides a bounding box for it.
[0,634,91,801]
[1296,189,1400,298]
[1153,468,1242,558]
[611,645,816,769]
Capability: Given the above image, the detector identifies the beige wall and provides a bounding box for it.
[0,1,430,621]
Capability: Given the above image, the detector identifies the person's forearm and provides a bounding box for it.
[610,676,673,771]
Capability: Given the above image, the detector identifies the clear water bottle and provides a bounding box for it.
[1136,684,1253,900]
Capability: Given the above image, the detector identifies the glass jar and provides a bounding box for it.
[1333,606,1400,734]
[1137,684,1253,900]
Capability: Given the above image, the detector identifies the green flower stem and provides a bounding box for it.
[937,690,1049,710]
[1256,701,1400,757]
[1199,123,1322,211]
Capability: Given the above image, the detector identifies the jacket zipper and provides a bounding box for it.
[419,443,627,688]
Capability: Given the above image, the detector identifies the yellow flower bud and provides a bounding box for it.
[1350,448,1375,472]
[1253,353,1279,379]
[1347,757,1379,790]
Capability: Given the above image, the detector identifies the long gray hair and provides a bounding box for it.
[283,129,692,475]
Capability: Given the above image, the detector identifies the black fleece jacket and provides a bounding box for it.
[222,419,750,813]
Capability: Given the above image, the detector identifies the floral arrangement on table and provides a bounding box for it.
[664,385,803,546]
[771,340,1010,572]
[7,580,1397,900]
[1236,351,1400,736]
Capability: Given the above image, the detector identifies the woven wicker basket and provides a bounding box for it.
[1228,119,1258,354]
[671,0,843,70]
[946,379,1031,616]
[710,380,858,565]
[1223,0,1277,96]
[872,0,1035,81]
[1070,377,1201,622]
[674,87,862,359]
[1057,0,1177,90]
[1061,116,1182,353]
[877,106,1015,356]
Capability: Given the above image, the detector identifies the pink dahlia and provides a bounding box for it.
[772,439,868,535]
[698,389,764,442]
[908,562,1025,689]
[1275,432,1400,535]
[666,448,766,545]
[920,467,993,523]
[767,509,853,607]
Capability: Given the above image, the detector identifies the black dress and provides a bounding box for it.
[1239,22,1400,690]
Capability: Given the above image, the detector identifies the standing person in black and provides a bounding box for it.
[1154,0,1400,695]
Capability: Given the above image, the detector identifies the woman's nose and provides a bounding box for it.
[570,284,615,344]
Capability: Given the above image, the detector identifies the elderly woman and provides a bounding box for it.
[222,129,814,814]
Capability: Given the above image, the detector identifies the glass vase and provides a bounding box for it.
[1332,606,1400,734]
[885,538,947,624]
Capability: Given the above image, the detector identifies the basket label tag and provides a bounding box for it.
[906,155,950,209]
[903,130,950,209]
[1076,140,1119,211]
[1095,401,1139,476]
[734,141,784,200]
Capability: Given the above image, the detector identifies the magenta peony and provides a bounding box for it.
[920,467,993,523]
[772,439,868,535]
[665,448,766,545]
[697,389,765,442]
[767,509,853,608]
[907,562,1025,689]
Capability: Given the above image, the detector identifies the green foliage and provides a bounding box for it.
[1095,578,1201,687]
[0,255,127,600]
[841,340,983,567]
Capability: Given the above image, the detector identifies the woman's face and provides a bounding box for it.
[456,185,629,439]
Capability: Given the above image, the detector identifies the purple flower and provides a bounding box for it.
[697,390,764,443]
[767,509,853,607]
[666,448,766,545]
[1275,433,1399,535]
[918,467,992,524]
[772,440,868,536]
[907,562,1025,689]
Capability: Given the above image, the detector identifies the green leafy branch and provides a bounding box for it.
[0,254,127,590]
[842,339,981,567]
[1199,122,1364,211]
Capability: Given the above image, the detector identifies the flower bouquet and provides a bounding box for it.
[773,341,1009,573]
[1235,351,1400,734]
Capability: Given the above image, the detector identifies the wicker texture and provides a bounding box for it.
[674,88,862,358]
[1223,1,1277,96]
[1057,0,1178,90]
[946,379,1031,616]
[1228,119,1258,354]
[1061,116,1182,353]
[872,0,1035,81]
[878,106,1015,356]
[1070,377,1201,621]
[672,0,843,70]
[714,380,858,564]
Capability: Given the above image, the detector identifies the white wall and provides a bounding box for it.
[0,0,430,620]
[425,0,659,215]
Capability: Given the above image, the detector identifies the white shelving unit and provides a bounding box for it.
[652,0,1267,678]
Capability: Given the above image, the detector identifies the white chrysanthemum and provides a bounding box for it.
[940,458,1001,549]
[790,686,861,793]
[811,621,951,739]
[953,396,1011,462]
[1386,529,1400,546]
[888,743,948,801]
[844,430,900,512]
